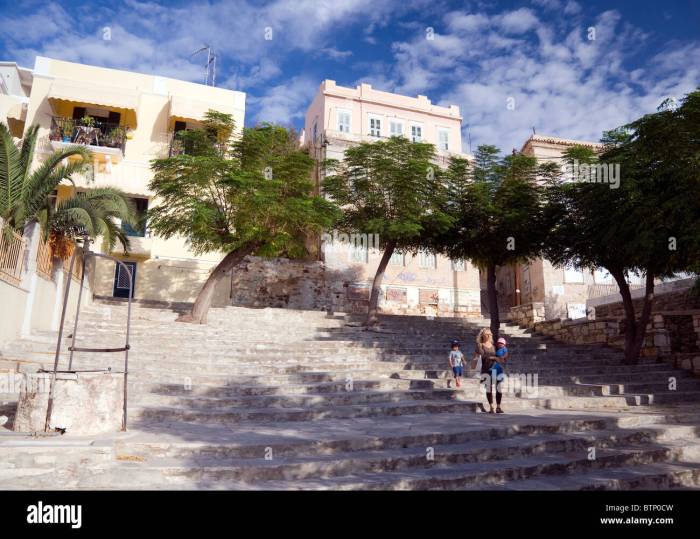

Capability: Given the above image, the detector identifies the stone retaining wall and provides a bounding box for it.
[509,303,545,328]
[509,301,700,376]
[532,317,621,346]
[593,288,700,319]
[224,255,482,317]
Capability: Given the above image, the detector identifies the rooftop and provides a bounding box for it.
[318,79,462,120]
[520,133,604,153]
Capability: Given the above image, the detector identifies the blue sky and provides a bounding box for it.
[1,0,699,152]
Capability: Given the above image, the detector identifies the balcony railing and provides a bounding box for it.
[166,131,200,157]
[0,220,26,286]
[121,221,146,238]
[49,116,127,153]
[36,234,53,280]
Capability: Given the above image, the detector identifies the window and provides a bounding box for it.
[122,198,148,237]
[594,268,614,284]
[389,120,403,137]
[390,250,405,266]
[563,266,584,284]
[369,116,382,137]
[438,129,449,151]
[350,242,368,263]
[451,259,465,271]
[418,250,436,269]
[411,124,423,142]
[337,110,351,133]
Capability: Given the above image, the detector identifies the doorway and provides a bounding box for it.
[113,261,136,298]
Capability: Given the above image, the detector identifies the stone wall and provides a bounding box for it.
[663,314,700,353]
[229,256,329,310]
[509,302,545,328]
[509,301,700,376]
[532,317,621,346]
[223,255,482,317]
[593,288,700,319]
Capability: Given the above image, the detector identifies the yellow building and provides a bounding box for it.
[14,57,246,303]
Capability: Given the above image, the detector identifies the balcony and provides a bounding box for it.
[115,224,151,257]
[165,130,211,157]
[120,235,152,258]
[167,132,186,157]
[49,116,127,159]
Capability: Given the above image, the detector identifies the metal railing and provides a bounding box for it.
[0,221,26,286]
[49,116,127,153]
[36,234,53,279]
[63,242,84,282]
[166,131,198,157]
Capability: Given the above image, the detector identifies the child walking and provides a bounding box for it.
[449,340,465,388]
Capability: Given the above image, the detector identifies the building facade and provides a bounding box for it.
[15,57,246,304]
[302,80,482,317]
[0,61,32,138]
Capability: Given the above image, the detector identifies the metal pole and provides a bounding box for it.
[67,238,90,371]
[122,260,133,431]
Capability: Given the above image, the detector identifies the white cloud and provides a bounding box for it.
[248,76,319,125]
[497,8,540,35]
[379,6,700,153]
[0,0,399,84]
[319,48,353,60]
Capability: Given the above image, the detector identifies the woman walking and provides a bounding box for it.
[473,328,508,413]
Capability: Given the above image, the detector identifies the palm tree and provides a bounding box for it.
[0,122,135,256]
[50,187,136,256]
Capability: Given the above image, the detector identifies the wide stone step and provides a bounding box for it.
[105,429,664,484]
[531,380,700,398]
[98,444,685,490]
[531,370,695,385]
[126,389,700,424]
[131,398,480,423]
[133,388,469,409]
[8,339,596,355]
[480,461,700,490]
[116,416,625,460]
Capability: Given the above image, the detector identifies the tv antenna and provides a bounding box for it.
[192,45,217,86]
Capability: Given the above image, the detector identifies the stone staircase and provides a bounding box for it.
[1,300,700,490]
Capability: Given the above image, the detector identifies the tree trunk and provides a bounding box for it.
[611,269,636,364]
[366,240,396,327]
[610,268,654,365]
[630,272,655,364]
[177,241,262,324]
[486,264,500,342]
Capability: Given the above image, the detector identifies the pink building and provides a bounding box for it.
[302,80,482,317]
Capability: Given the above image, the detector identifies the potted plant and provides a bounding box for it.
[107,126,125,147]
[62,119,74,142]
[81,115,95,128]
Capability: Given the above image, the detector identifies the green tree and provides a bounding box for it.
[148,111,339,324]
[322,136,451,326]
[437,145,553,341]
[0,122,135,255]
[544,89,700,364]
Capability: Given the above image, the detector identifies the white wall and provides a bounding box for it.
[0,280,28,345]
